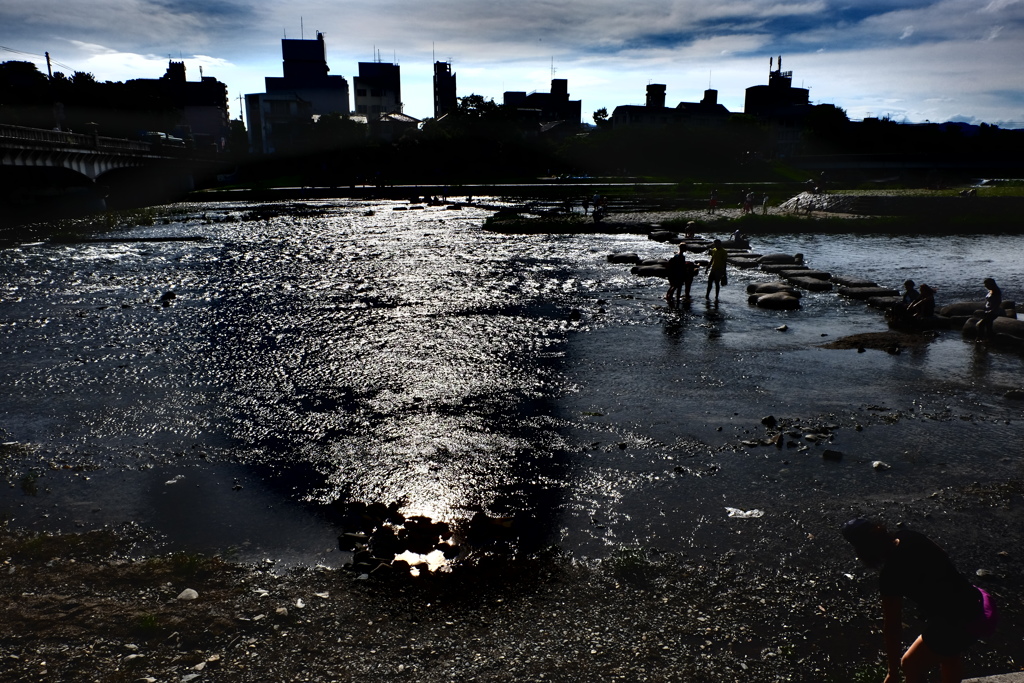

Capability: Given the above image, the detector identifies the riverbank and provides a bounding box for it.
[3,464,1022,683]
[482,192,1024,235]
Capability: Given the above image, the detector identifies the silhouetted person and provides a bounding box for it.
[902,280,920,305]
[842,519,997,683]
[888,280,920,325]
[705,239,727,300]
[976,278,1002,341]
[665,245,699,301]
[908,283,936,318]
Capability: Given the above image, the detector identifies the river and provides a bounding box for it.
[1,198,1022,573]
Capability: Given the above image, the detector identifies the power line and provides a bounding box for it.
[0,45,77,73]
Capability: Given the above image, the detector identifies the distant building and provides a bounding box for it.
[244,92,314,155]
[743,56,809,119]
[126,61,230,148]
[353,62,402,117]
[744,56,812,157]
[611,84,730,128]
[433,61,457,119]
[372,111,421,142]
[245,31,350,154]
[503,78,582,124]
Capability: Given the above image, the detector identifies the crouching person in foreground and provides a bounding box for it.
[841,519,997,683]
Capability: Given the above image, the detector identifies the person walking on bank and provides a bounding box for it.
[976,278,1002,341]
[705,239,728,301]
[842,519,997,683]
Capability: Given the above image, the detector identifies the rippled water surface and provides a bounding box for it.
[2,200,1022,566]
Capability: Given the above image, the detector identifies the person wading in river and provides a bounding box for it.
[665,245,699,301]
[841,519,997,683]
[705,239,728,301]
[976,278,1003,341]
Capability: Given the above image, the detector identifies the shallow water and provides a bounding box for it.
[1,200,1022,567]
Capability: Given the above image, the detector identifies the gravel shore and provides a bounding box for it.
[3,471,1021,682]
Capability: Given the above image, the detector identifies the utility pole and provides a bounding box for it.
[237,94,245,125]
[45,52,53,79]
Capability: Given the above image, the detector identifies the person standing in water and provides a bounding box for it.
[705,239,728,301]
[665,245,699,301]
[976,278,1002,341]
[842,519,997,683]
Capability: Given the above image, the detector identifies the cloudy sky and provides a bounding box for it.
[2,0,1023,127]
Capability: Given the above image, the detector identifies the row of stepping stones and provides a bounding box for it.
[610,232,1021,347]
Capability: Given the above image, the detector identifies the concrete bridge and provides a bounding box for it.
[0,124,226,223]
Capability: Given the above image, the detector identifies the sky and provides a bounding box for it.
[2,0,1023,128]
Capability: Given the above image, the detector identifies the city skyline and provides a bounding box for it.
[2,0,1023,128]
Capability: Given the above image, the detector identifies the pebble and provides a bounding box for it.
[872,460,891,470]
[177,588,199,601]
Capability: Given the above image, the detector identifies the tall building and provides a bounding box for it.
[264,31,350,117]
[125,61,230,147]
[433,61,457,118]
[503,78,581,124]
[245,31,350,154]
[744,55,810,119]
[353,62,402,117]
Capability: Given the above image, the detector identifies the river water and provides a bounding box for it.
[1,199,1022,569]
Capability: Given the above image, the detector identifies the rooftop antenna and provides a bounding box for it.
[237,93,245,125]
[301,17,304,39]
[551,56,556,78]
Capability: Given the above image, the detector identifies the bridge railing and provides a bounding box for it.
[0,123,171,155]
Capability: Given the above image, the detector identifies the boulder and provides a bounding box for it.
[728,257,762,269]
[751,292,802,310]
[866,296,902,310]
[761,263,808,274]
[632,263,669,278]
[963,316,1024,341]
[940,301,985,317]
[831,276,878,288]
[649,230,678,242]
[940,301,1012,318]
[788,276,833,292]
[838,286,900,300]
[781,269,831,280]
[759,253,803,265]
[747,282,801,296]
[607,252,641,264]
